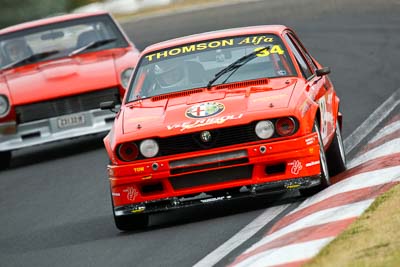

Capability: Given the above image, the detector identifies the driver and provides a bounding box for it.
[0,50,4,67]
[4,38,31,62]
[153,59,187,93]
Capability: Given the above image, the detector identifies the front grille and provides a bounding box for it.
[15,88,120,123]
[158,123,259,157]
[169,165,253,190]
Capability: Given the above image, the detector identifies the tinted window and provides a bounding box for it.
[284,33,313,79]
[127,34,298,101]
[0,14,128,69]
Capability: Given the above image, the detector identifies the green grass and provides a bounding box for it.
[305,183,400,267]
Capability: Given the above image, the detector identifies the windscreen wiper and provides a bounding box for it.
[206,46,270,89]
[1,50,60,70]
[68,38,117,57]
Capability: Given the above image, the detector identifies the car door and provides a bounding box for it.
[283,31,335,147]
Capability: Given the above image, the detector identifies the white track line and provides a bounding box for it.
[242,199,374,255]
[348,137,400,168]
[369,119,400,143]
[234,237,335,267]
[292,165,400,214]
[344,88,400,154]
[194,90,400,266]
[193,204,290,267]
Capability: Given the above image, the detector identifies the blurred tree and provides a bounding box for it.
[67,0,99,11]
[0,0,98,29]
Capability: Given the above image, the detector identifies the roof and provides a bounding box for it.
[142,25,290,54]
[0,11,110,35]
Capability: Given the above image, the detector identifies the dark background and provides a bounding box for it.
[0,0,95,28]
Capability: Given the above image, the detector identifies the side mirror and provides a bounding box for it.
[100,101,118,113]
[316,67,331,77]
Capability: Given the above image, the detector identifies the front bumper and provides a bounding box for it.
[0,109,115,152]
[114,176,321,216]
[109,132,322,210]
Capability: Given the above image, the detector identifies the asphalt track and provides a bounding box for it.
[1,0,399,266]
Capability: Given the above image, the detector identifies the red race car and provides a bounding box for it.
[0,12,139,169]
[103,25,346,230]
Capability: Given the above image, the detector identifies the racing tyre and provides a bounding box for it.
[0,151,11,170]
[300,121,330,197]
[326,120,346,176]
[114,213,149,231]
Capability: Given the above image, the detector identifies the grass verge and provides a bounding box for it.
[305,183,400,267]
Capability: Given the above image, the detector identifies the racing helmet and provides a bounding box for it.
[153,59,186,91]
[3,38,32,62]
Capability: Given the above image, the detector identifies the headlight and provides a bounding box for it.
[255,120,274,139]
[0,95,10,117]
[117,142,139,162]
[276,117,296,136]
[121,68,134,89]
[140,139,159,158]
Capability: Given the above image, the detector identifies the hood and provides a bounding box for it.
[3,54,118,105]
[122,78,298,136]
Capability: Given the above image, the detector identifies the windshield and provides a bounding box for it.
[127,34,297,102]
[0,14,128,70]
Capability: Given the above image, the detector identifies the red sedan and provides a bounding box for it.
[103,25,346,230]
[0,12,140,169]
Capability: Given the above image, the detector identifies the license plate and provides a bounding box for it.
[57,114,85,129]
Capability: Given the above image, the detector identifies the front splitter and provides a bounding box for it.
[114,175,321,216]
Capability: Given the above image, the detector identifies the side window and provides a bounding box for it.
[288,33,318,71]
[284,34,313,79]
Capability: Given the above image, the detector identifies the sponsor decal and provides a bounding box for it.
[327,92,333,105]
[112,192,121,197]
[144,35,278,62]
[305,137,315,145]
[124,187,139,201]
[309,85,319,100]
[126,116,160,124]
[285,184,301,189]
[319,96,334,140]
[200,195,232,203]
[168,113,244,131]
[141,175,152,180]
[253,94,287,103]
[306,160,320,167]
[288,160,303,175]
[319,97,328,139]
[300,100,312,117]
[134,167,145,173]
[131,206,145,213]
[185,102,225,119]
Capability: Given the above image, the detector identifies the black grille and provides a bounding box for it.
[15,88,120,123]
[169,165,253,190]
[158,124,259,157]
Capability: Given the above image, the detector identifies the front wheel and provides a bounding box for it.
[300,121,330,197]
[0,151,11,170]
[326,120,347,176]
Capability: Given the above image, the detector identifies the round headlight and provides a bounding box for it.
[121,68,134,89]
[0,95,10,117]
[255,120,274,139]
[140,139,159,158]
[117,142,139,162]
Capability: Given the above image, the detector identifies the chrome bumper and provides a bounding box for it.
[0,109,115,152]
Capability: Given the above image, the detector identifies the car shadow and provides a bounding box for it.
[0,192,304,254]
[8,133,107,169]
